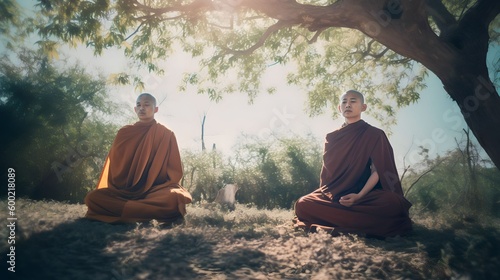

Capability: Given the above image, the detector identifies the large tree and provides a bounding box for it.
[26,0,500,169]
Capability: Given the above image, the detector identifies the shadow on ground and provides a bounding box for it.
[1,219,136,279]
[365,220,500,279]
[0,218,278,280]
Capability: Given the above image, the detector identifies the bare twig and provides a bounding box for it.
[404,167,436,197]
[124,22,145,41]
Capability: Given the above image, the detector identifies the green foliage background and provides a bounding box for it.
[182,134,322,209]
[403,141,500,218]
[0,48,122,202]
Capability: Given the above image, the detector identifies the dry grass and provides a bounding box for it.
[1,199,499,279]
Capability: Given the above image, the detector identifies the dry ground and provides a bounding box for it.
[1,199,499,279]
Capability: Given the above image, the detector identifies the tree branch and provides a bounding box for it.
[425,0,457,34]
[241,0,359,30]
[387,57,412,64]
[222,20,293,56]
[443,0,499,54]
[307,28,326,44]
[462,0,500,25]
[348,39,404,63]
[124,21,144,41]
[130,0,213,15]
[404,167,435,197]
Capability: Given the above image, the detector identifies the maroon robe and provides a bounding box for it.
[294,120,412,237]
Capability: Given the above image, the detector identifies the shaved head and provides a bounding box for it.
[135,93,158,122]
[340,90,365,104]
[137,93,157,107]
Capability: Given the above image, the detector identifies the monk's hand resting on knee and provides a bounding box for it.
[339,193,360,207]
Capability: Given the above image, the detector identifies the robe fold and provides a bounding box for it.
[294,120,412,237]
[84,120,192,223]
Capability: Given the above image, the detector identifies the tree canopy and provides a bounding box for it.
[5,0,500,168]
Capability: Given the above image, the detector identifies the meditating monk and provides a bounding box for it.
[84,93,192,224]
[294,90,412,237]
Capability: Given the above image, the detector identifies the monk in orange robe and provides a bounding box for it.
[294,90,412,237]
[84,93,192,224]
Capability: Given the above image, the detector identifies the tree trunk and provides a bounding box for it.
[201,113,206,151]
[439,67,500,170]
[429,0,500,170]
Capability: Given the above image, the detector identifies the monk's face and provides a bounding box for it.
[134,95,158,122]
[338,92,367,123]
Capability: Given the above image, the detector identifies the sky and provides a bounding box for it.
[9,0,498,173]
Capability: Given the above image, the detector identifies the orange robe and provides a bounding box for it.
[84,120,192,223]
[294,120,412,237]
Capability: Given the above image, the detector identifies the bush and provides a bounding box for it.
[181,134,322,209]
[402,138,500,218]
[0,49,122,202]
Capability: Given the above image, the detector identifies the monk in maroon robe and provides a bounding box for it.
[84,93,192,224]
[294,90,412,237]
